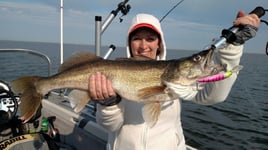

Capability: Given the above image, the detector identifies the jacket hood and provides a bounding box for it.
[126,13,166,60]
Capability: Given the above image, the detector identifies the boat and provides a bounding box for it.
[0,1,197,149]
[0,48,197,150]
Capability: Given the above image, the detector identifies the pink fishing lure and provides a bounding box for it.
[197,65,243,82]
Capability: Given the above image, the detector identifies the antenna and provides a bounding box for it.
[160,0,185,22]
[60,0,64,64]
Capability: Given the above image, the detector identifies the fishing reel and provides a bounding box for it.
[116,0,131,22]
[0,80,20,124]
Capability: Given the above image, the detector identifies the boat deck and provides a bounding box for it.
[42,92,108,150]
[42,92,197,150]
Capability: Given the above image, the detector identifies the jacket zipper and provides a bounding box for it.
[142,124,149,150]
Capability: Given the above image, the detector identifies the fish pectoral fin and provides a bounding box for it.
[138,86,166,99]
[142,102,161,127]
[138,86,176,102]
[68,89,90,113]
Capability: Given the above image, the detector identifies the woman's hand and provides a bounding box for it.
[233,10,260,28]
[231,10,261,45]
[89,72,116,100]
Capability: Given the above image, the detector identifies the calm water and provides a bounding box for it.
[0,41,267,150]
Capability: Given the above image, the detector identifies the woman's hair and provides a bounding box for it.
[128,27,161,57]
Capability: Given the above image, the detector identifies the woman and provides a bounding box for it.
[89,12,260,150]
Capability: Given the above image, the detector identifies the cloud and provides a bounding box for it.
[0,0,267,53]
[0,1,58,24]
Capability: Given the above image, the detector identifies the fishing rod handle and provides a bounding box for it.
[249,6,265,18]
[229,6,265,32]
[212,6,265,49]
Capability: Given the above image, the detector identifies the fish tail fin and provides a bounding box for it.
[68,89,90,113]
[11,76,43,123]
[142,102,161,127]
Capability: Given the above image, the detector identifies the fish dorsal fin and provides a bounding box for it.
[116,56,154,61]
[133,56,155,61]
[115,57,131,61]
[59,51,102,72]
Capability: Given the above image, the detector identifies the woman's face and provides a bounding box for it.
[129,28,160,59]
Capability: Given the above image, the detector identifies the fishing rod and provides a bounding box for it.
[259,9,268,55]
[160,0,185,22]
[208,6,266,53]
[195,7,267,87]
[266,41,268,55]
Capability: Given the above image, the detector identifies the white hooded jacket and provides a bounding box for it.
[96,13,243,150]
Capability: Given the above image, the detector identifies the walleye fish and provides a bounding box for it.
[11,49,225,126]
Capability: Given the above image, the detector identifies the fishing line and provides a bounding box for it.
[159,0,185,22]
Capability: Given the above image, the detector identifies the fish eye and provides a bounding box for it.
[193,55,202,62]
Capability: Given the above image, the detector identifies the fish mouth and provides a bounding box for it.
[202,48,226,75]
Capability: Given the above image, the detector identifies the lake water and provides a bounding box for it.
[0,40,267,150]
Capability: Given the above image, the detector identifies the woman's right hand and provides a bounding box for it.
[89,72,116,100]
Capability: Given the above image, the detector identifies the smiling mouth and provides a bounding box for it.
[139,50,151,55]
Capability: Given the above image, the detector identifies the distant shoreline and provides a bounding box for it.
[0,40,263,54]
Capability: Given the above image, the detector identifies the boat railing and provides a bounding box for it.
[0,48,52,76]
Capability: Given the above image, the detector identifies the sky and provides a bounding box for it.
[0,0,267,53]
